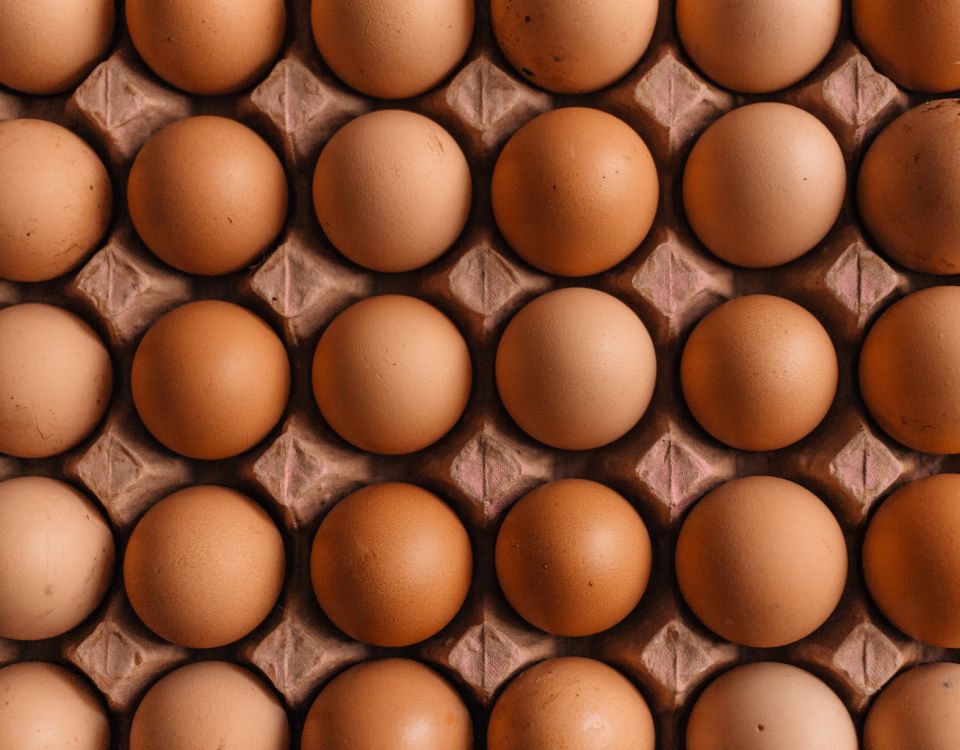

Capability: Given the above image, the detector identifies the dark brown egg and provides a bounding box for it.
[864,663,960,750]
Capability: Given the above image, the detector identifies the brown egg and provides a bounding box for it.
[0,304,112,459]
[126,0,285,95]
[492,108,658,276]
[858,101,960,274]
[311,0,473,99]
[864,663,960,750]
[124,485,285,648]
[681,295,837,451]
[676,476,847,648]
[131,662,289,750]
[131,300,290,460]
[0,662,109,750]
[854,1,960,93]
[496,288,656,450]
[677,0,840,93]
[0,477,113,641]
[311,483,472,647]
[495,479,651,637]
[0,119,112,282]
[683,103,846,268]
[860,287,960,453]
[128,116,288,276]
[491,0,657,93]
[687,663,857,750]
[488,657,655,750]
[0,0,113,94]
[302,659,472,750]
[863,474,960,647]
[312,295,471,455]
[313,110,471,272]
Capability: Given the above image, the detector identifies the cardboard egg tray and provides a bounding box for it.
[1,0,958,747]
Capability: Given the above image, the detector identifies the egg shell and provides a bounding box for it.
[313,110,471,272]
[491,107,659,277]
[123,485,286,649]
[302,659,472,750]
[864,662,960,750]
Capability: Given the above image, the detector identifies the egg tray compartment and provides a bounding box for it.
[2,0,960,747]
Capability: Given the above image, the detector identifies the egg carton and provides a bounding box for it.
[1,0,958,747]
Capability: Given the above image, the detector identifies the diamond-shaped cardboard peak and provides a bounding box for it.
[248,57,369,168]
[828,425,904,515]
[0,90,23,121]
[823,235,900,325]
[831,621,911,707]
[0,638,19,667]
[68,51,191,162]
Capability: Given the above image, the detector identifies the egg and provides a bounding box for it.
[858,100,960,274]
[495,479,651,637]
[313,110,471,272]
[0,662,109,750]
[495,288,656,450]
[123,485,285,648]
[126,0,285,95]
[686,663,857,750]
[130,662,289,750]
[681,295,837,451]
[128,116,288,276]
[0,119,112,282]
[0,477,114,641]
[0,0,114,94]
[302,659,472,750]
[488,657,655,750]
[0,304,112,459]
[311,0,474,99]
[859,287,960,453]
[491,0,657,94]
[863,474,960,647]
[131,300,290,460]
[677,0,841,93]
[312,295,471,455]
[854,0,960,93]
[864,663,960,750]
[492,108,658,277]
[676,476,847,648]
[683,103,846,268]
[311,483,472,647]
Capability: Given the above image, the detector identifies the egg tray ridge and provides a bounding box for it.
[1,0,958,747]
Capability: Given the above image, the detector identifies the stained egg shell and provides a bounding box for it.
[864,662,960,750]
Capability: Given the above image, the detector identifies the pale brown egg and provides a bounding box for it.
[858,100,960,274]
[0,477,113,641]
[0,304,112,459]
[496,288,656,450]
[491,0,657,93]
[864,663,960,750]
[302,659,472,750]
[863,474,960,647]
[860,287,960,453]
[0,119,112,282]
[687,663,857,750]
[677,0,841,93]
[495,479,651,637]
[128,116,288,276]
[855,0,960,93]
[311,0,473,99]
[492,108,658,276]
[676,476,847,648]
[683,103,846,268]
[680,295,838,451]
[131,300,290,460]
[313,110,471,272]
[311,483,472,647]
[126,0,285,95]
[312,295,471,455]
[0,0,114,94]
[488,657,655,750]
[130,662,289,750]
[123,485,285,649]
[0,662,109,750]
